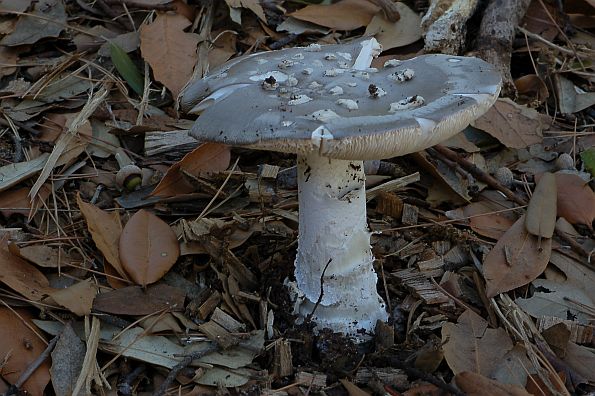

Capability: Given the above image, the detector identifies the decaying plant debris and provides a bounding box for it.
[0,0,593,395]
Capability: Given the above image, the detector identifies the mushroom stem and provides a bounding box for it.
[294,152,388,336]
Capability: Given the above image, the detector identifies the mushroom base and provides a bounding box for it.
[293,153,388,336]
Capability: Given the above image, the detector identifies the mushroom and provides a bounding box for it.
[179,38,501,337]
[115,148,142,191]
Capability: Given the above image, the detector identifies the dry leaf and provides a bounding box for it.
[77,195,129,280]
[455,371,532,396]
[1,0,66,46]
[140,13,199,98]
[525,172,556,238]
[0,186,51,217]
[10,244,74,268]
[364,3,422,50]
[472,98,551,148]
[50,323,86,396]
[0,308,50,396]
[552,172,595,228]
[289,0,379,30]
[93,284,185,315]
[151,143,231,198]
[48,279,97,316]
[225,0,266,21]
[0,239,52,301]
[562,342,595,383]
[483,215,551,298]
[119,210,180,286]
[442,309,514,376]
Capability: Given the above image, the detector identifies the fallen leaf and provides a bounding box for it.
[552,172,595,228]
[0,308,50,396]
[455,371,532,396]
[525,172,556,238]
[77,195,129,281]
[1,0,66,46]
[0,46,17,77]
[10,243,75,268]
[483,215,551,298]
[225,0,266,22]
[472,98,551,148]
[151,143,231,198]
[93,284,185,315]
[110,42,144,96]
[442,309,514,376]
[0,239,52,301]
[50,323,86,396]
[140,13,199,98]
[0,186,51,217]
[119,209,180,286]
[48,279,97,316]
[562,341,595,383]
[289,0,379,30]
[516,279,594,325]
[364,3,422,50]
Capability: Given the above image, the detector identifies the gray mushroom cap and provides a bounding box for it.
[180,38,501,160]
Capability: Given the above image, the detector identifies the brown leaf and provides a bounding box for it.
[552,173,595,228]
[77,195,129,280]
[0,239,52,301]
[525,172,556,238]
[442,310,514,376]
[48,279,97,316]
[119,210,180,286]
[93,284,185,315]
[472,98,551,148]
[289,0,379,30]
[0,308,50,396]
[151,143,231,198]
[140,13,199,98]
[0,185,51,217]
[10,243,75,268]
[483,215,551,298]
[455,371,532,396]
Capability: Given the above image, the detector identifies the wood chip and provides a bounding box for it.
[273,339,293,378]
[198,320,238,349]
[296,371,326,388]
[401,203,419,225]
[392,268,450,304]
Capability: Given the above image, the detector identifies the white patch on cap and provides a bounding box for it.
[337,52,352,61]
[305,43,322,52]
[278,59,296,69]
[302,68,313,75]
[353,38,382,70]
[389,96,425,112]
[324,53,337,60]
[215,72,228,79]
[310,109,340,122]
[308,81,322,89]
[261,79,278,91]
[368,85,386,98]
[347,82,357,87]
[448,58,462,62]
[288,94,312,105]
[389,68,415,82]
[282,120,295,127]
[337,61,350,69]
[324,68,341,77]
[311,126,334,148]
[336,99,358,110]
[383,59,401,67]
[354,71,370,80]
[257,59,269,65]
[249,71,289,83]
[286,76,299,87]
[328,86,343,95]
[292,53,305,60]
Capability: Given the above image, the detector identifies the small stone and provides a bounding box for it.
[389,68,415,82]
[389,95,425,112]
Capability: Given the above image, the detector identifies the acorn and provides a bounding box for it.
[115,148,142,191]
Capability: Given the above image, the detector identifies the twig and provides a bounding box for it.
[306,258,333,323]
[5,336,59,396]
[432,145,528,205]
[152,343,218,396]
[117,364,146,396]
[383,357,466,396]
